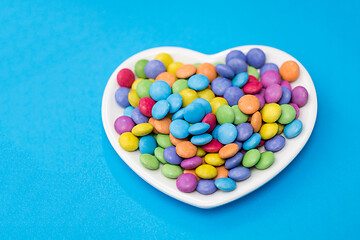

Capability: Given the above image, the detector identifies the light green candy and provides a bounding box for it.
[247,66,260,79]
[161,164,182,179]
[172,79,188,94]
[154,147,167,164]
[232,105,248,125]
[136,79,152,98]
[243,149,261,167]
[216,105,235,124]
[156,134,173,148]
[255,151,275,170]
[278,104,296,124]
[140,154,159,170]
[135,59,148,78]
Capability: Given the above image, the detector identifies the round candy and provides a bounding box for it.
[131,107,149,124]
[202,139,223,153]
[215,178,236,192]
[128,89,140,107]
[281,80,292,91]
[172,108,185,120]
[227,58,247,74]
[139,135,157,154]
[248,75,259,83]
[195,164,217,179]
[196,63,217,82]
[216,105,235,124]
[202,113,217,133]
[196,147,206,157]
[260,70,281,88]
[217,123,237,145]
[284,119,302,138]
[247,66,260,79]
[176,64,197,78]
[197,89,215,102]
[123,106,134,117]
[280,60,299,82]
[166,93,183,113]
[214,166,229,180]
[154,147,167,164]
[114,116,135,135]
[226,50,246,63]
[172,79,188,93]
[243,81,263,94]
[256,151,275,170]
[212,125,221,139]
[155,72,176,87]
[138,97,156,117]
[251,111,262,133]
[135,60,148,78]
[291,86,308,107]
[161,164,182,179]
[149,80,171,101]
[188,123,210,135]
[211,77,232,96]
[176,173,198,193]
[136,79,152,98]
[236,123,253,141]
[144,60,166,79]
[188,74,210,90]
[219,143,239,159]
[169,119,190,138]
[238,95,260,114]
[169,133,186,146]
[232,105,248,125]
[117,68,135,88]
[225,152,243,169]
[289,103,300,119]
[181,157,203,169]
[210,97,228,114]
[255,93,266,110]
[246,48,266,68]
[232,72,249,87]
[179,88,198,107]
[261,103,281,123]
[151,100,170,120]
[119,132,139,151]
[184,103,205,123]
[131,78,144,90]
[115,87,130,107]
[224,87,244,106]
[278,86,292,104]
[260,63,279,76]
[243,133,261,150]
[204,153,225,166]
[154,53,173,68]
[265,135,285,152]
[163,146,183,165]
[192,98,212,115]
[132,123,153,136]
[176,141,197,158]
[243,149,261,167]
[228,166,251,181]
[278,104,296,124]
[167,62,183,76]
[156,134,173,148]
[191,134,213,145]
[265,84,282,103]
[139,154,159,170]
[196,179,217,195]
[259,123,278,140]
[215,64,235,78]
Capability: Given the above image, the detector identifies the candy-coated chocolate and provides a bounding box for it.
[260,70,281,88]
[149,80,171,101]
[196,63,217,82]
[214,166,229,180]
[226,50,246,63]
[154,53,173,68]
[259,123,278,140]
[280,60,299,82]
[155,72,176,87]
[139,135,157,154]
[176,64,197,79]
[172,79,188,94]
[224,87,244,106]
[176,173,198,193]
[204,153,225,166]
[265,84,282,103]
[128,89,140,107]
[250,111,262,133]
[145,60,166,79]
[151,100,170,120]
[188,74,210,90]
[115,87,130,107]
[243,133,261,150]
[117,68,135,88]
[191,134,213,145]
[132,123,153,136]
[176,141,197,158]
[261,103,282,123]
[188,123,210,135]
[192,98,212,115]
[228,166,251,181]
[216,105,235,125]
[227,58,247,74]
[179,88,198,107]
[210,97,228,114]
[225,152,243,169]
[256,151,275,170]
[246,48,266,68]
[195,164,217,179]
[135,60,148,78]
[166,93,183,114]
[215,178,236,191]
[196,179,217,195]
[154,147,167,164]
[119,132,139,151]
[260,63,279,76]
[202,113,217,133]
[284,119,303,138]
[236,123,253,141]
[215,64,235,78]
[219,143,239,159]
[243,149,261,167]
[114,116,135,135]
[232,72,249,87]
[156,134,173,148]
[291,86,308,107]
[140,154,159,170]
[181,157,203,169]
[217,123,237,145]
[278,104,296,124]
[153,117,171,134]
[138,97,156,117]
[131,107,149,124]
[164,146,183,165]
[211,77,232,96]
[264,135,285,151]
[161,164,183,179]
[238,95,260,114]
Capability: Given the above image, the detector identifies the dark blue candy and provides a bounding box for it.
[260,63,279,76]
[278,86,292,104]
[225,152,243,169]
[227,58,248,74]
[234,141,243,150]
[163,146,183,165]
[246,48,266,68]
[226,50,246,63]
[236,123,253,141]
[211,77,232,96]
[196,179,217,195]
[215,64,235,78]
[228,166,251,181]
[144,60,166,79]
[224,87,244,106]
[115,87,130,107]
[264,135,285,152]
[131,107,149,124]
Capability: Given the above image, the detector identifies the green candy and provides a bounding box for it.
[243,149,261,167]
[213,62,224,66]
[135,59,148,78]
[172,79,188,93]
[247,66,259,79]
[154,147,167,164]
[161,164,182,179]
[232,105,248,125]
[255,151,275,170]
[216,105,235,124]
[140,154,159,170]
[156,134,173,148]
[136,79,152,98]
[193,63,200,67]
[278,104,296,124]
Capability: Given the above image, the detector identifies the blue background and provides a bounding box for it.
[1,0,359,239]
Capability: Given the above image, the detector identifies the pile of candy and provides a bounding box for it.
[114,48,308,194]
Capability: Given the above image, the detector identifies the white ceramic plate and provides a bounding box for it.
[101,45,317,209]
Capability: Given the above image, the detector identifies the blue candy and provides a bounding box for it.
[191,133,213,145]
[215,64,235,78]
[236,123,253,141]
[217,123,237,145]
[149,80,171,101]
[260,63,279,76]
[172,108,185,120]
[151,100,170,119]
[225,152,243,169]
[225,50,246,64]
[115,87,130,107]
[196,179,217,195]
[184,103,205,123]
[223,87,244,106]
[215,178,236,191]
[234,141,243,150]
[228,166,251,181]
[167,93,183,113]
[243,133,261,150]
[188,74,210,90]
[169,119,190,138]
[131,107,149,124]
[211,77,232,96]
[188,122,210,135]
[246,48,266,68]
[278,86,292,104]
[191,98,212,115]
[144,60,166,79]
[265,135,285,152]
[232,72,249,87]
[284,119,303,138]
[163,146,182,165]
[139,135,157,155]
[123,106,134,117]
[227,58,247,74]
[212,124,221,139]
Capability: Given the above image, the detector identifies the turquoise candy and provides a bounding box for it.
[139,135,157,155]
[188,74,210,90]
[232,72,249,87]
[172,108,185,120]
[191,134,213,145]
[284,119,303,138]
[184,103,206,123]
[217,123,237,144]
[192,98,212,115]
[169,119,190,139]
[215,178,236,191]
[167,93,183,113]
[151,100,170,119]
[243,133,261,150]
[188,123,210,135]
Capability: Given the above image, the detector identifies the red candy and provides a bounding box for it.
[202,139,223,153]
[243,81,263,94]
[257,140,265,148]
[117,68,135,88]
[248,75,258,83]
[138,97,156,117]
[202,113,217,133]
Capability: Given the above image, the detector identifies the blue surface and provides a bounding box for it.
[1,0,359,239]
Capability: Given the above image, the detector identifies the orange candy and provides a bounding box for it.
[155,72,176,87]
[280,60,300,82]
[238,95,260,114]
[214,166,229,180]
[169,133,187,146]
[196,63,217,82]
[148,117,159,134]
[176,64,197,79]
[176,141,197,158]
[154,117,171,134]
[183,169,200,181]
[250,111,262,133]
[218,143,239,159]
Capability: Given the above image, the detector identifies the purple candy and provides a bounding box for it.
[228,166,251,181]
[144,60,166,79]
[265,84,282,103]
[278,86,292,104]
[260,70,281,88]
[227,58,248,74]
[289,103,300,119]
[258,88,266,97]
[180,157,202,169]
[115,87,130,107]
[265,135,286,152]
[236,123,253,141]
[260,63,279,76]
[196,179,217,195]
[114,116,135,135]
[215,64,235,78]
[225,152,243,169]
[280,80,292,91]
[224,87,244,106]
[176,173,198,193]
[226,50,246,64]
[291,86,308,107]
[163,146,183,165]
[131,107,149,124]
[255,94,265,110]
[211,77,232,96]
[246,48,266,68]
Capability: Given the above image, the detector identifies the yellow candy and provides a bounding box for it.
[196,147,206,157]
[195,164,218,179]
[179,88,198,107]
[149,78,155,82]
[119,132,139,151]
[259,123,279,140]
[131,123,153,136]
[131,78,144,90]
[198,89,215,102]
[260,103,281,123]
[155,53,173,68]
[204,153,225,166]
[128,89,140,107]
[210,97,228,114]
[277,123,285,134]
[167,62,183,76]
